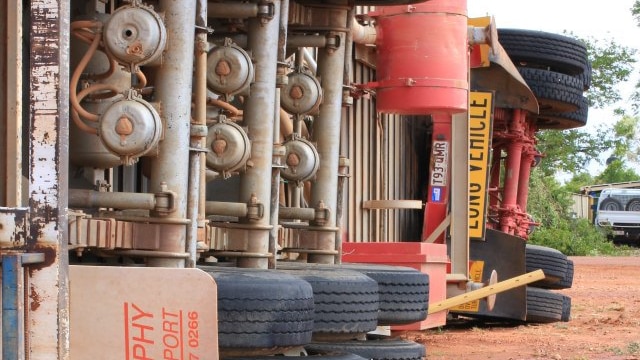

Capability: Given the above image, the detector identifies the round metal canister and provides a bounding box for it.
[372,0,469,114]
[103,5,167,68]
[205,121,251,175]
[206,42,254,97]
[281,138,320,182]
[99,94,162,165]
[281,71,323,115]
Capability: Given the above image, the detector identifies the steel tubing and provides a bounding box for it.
[69,189,155,210]
[148,0,197,267]
[205,201,249,218]
[207,2,259,18]
[279,206,315,221]
[238,0,281,268]
[310,19,347,264]
[287,34,327,48]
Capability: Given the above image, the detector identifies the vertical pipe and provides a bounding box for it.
[184,0,208,268]
[197,0,208,249]
[238,0,281,268]
[149,0,197,267]
[502,110,524,209]
[501,110,525,234]
[309,25,347,263]
[27,0,70,357]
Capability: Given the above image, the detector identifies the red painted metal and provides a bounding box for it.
[342,241,448,330]
[370,0,468,114]
[421,114,451,243]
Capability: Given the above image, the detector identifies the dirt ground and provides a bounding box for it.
[404,256,640,360]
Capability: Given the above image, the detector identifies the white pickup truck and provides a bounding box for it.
[595,188,640,243]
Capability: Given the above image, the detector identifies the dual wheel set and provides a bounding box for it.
[498,28,591,130]
[200,263,430,360]
[525,244,574,323]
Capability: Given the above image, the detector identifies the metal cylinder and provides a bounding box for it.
[372,0,468,114]
[279,206,315,221]
[237,0,281,268]
[287,34,327,48]
[69,189,156,210]
[205,201,248,217]
[147,0,197,267]
[207,2,259,18]
[309,26,347,264]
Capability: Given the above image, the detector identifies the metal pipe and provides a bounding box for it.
[309,23,348,263]
[237,0,281,268]
[69,189,156,210]
[207,2,259,18]
[351,20,376,45]
[185,0,209,268]
[279,206,315,221]
[205,201,249,217]
[148,0,197,267]
[288,34,327,48]
[303,48,317,74]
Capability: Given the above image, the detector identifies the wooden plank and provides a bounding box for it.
[429,270,545,314]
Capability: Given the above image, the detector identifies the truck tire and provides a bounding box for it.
[518,67,583,113]
[545,259,574,290]
[600,197,623,211]
[280,268,379,336]
[224,352,368,360]
[535,96,588,130]
[279,262,429,325]
[561,295,572,322]
[201,267,315,350]
[581,61,593,90]
[307,338,426,360]
[526,244,568,286]
[626,198,640,211]
[497,28,589,75]
[526,287,563,323]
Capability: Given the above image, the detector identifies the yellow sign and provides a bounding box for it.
[469,92,493,240]
[451,261,485,312]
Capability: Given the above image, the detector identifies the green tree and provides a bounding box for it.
[594,159,640,184]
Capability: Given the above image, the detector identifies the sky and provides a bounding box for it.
[468,0,640,176]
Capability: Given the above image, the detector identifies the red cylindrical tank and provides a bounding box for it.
[372,0,468,114]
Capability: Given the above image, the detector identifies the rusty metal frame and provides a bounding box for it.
[25,0,70,358]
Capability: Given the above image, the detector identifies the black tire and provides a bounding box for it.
[626,198,640,211]
[201,267,315,350]
[307,338,426,360]
[497,28,589,75]
[600,197,623,211]
[535,96,588,130]
[279,262,429,325]
[544,259,574,290]
[518,67,583,113]
[581,61,593,90]
[561,295,572,322]
[279,268,379,335]
[526,287,563,323]
[224,352,368,360]
[526,244,568,286]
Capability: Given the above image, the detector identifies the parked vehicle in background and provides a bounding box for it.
[595,188,640,243]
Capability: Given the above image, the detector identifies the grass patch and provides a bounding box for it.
[529,218,632,256]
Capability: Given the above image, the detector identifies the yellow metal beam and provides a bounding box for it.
[428,269,545,314]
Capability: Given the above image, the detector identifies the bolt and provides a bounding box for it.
[286,153,300,167]
[126,41,144,57]
[116,116,134,136]
[215,59,232,76]
[212,138,227,155]
[289,85,304,100]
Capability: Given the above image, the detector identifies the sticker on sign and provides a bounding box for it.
[70,266,218,360]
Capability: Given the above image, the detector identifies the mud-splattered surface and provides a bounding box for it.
[403,256,640,360]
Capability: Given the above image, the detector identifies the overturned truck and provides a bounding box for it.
[1,0,588,358]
